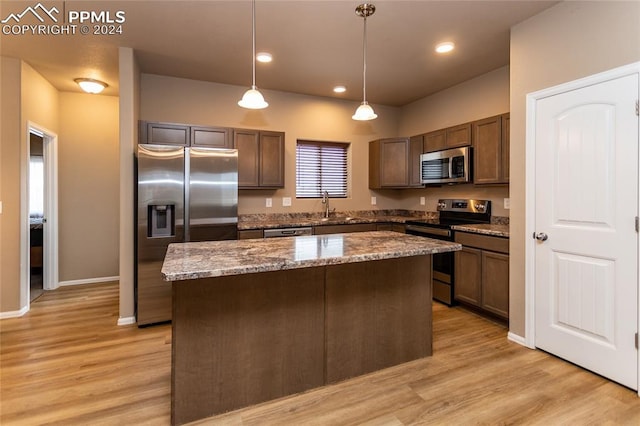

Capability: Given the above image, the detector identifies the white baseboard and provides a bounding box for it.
[507,331,529,347]
[0,305,29,319]
[58,276,119,287]
[117,316,136,326]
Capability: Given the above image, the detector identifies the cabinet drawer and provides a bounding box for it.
[455,232,509,254]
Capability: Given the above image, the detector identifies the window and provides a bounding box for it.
[29,156,44,217]
[296,140,348,198]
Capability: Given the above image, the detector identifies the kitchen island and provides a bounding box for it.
[162,231,460,425]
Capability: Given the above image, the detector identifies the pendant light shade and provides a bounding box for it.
[352,3,376,121]
[352,101,377,121]
[239,85,268,109]
[238,0,268,109]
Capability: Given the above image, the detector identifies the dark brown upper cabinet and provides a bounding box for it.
[234,129,285,189]
[140,121,233,149]
[473,113,509,185]
[423,123,472,153]
[191,126,233,149]
[140,121,190,146]
[369,137,424,189]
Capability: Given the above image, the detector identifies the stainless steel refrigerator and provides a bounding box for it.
[135,144,238,326]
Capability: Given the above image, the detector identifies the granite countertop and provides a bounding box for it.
[451,224,510,238]
[238,215,412,230]
[162,231,461,281]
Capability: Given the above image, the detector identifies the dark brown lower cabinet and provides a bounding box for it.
[454,232,509,320]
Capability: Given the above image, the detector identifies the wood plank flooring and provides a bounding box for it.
[1,282,639,425]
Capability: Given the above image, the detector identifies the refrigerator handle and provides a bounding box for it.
[184,147,190,242]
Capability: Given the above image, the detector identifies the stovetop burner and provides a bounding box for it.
[406,199,492,229]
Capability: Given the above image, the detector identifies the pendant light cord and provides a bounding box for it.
[362,14,367,103]
[251,0,256,88]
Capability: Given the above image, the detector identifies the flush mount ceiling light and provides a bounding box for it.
[238,0,268,109]
[435,41,455,54]
[74,78,107,94]
[256,52,272,63]
[333,86,347,93]
[352,3,377,121]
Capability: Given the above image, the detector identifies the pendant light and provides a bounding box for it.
[352,3,377,121]
[238,0,268,109]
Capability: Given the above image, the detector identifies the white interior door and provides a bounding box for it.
[534,73,639,390]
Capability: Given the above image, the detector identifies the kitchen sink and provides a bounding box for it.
[319,216,357,223]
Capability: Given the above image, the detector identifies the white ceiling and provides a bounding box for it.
[1,0,558,106]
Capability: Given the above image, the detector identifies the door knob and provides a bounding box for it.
[533,232,548,242]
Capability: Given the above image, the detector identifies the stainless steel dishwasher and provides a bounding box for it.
[263,227,313,238]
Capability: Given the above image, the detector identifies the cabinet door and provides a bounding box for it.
[501,113,510,183]
[481,251,509,319]
[424,130,446,152]
[191,126,232,148]
[259,131,285,188]
[446,123,472,148]
[238,229,263,239]
[454,247,482,306]
[409,135,424,187]
[234,129,260,188]
[473,115,503,184]
[141,121,189,146]
[380,138,409,187]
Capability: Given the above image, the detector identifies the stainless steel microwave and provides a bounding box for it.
[420,146,471,184]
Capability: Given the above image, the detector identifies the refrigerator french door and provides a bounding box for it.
[135,144,238,326]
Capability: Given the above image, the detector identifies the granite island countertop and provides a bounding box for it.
[451,224,510,238]
[162,231,461,281]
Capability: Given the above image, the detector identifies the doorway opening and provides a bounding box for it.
[29,131,44,301]
[24,123,58,309]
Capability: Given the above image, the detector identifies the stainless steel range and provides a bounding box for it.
[405,199,491,306]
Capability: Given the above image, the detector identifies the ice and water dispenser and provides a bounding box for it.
[148,204,175,238]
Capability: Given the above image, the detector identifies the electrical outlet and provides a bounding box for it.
[504,198,510,209]
[266,198,272,208]
[371,196,377,206]
[420,197,425,206]
[282,197,291,207]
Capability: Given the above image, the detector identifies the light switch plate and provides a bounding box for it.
[420,197,425,206]
[266,198,272,208]
[0,201,2,214]
[371,196,377,206]
[282,197,291,207]
[504,198,510,209]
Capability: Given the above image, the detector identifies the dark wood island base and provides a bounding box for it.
[171,255,432,425]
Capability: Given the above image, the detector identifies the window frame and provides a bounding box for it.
[295,139,350,199]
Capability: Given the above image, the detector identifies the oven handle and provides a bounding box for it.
[405,225,451,238]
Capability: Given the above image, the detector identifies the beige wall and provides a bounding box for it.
[58,93,119,282]
[0,57,22,313]
[0,60,59,312]
[140,74,401,214]
[509,1,640,337]
[398,66,511,217]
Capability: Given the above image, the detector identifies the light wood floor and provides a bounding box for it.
[1,282,639,425]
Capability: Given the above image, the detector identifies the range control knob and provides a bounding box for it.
[475,203,485,211]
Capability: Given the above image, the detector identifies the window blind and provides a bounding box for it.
[296,141,348,198]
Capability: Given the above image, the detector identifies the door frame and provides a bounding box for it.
[24,122,59,308]
[524,61,640,395]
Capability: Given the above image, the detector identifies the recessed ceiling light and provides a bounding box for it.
[256,52,272,63]
[333,86,346,93]
[435,42,455,54]
[74,78,107,94]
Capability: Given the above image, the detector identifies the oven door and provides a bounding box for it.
[405,225,455,306]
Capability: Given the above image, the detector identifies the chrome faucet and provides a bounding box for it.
[322,190,330,218]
